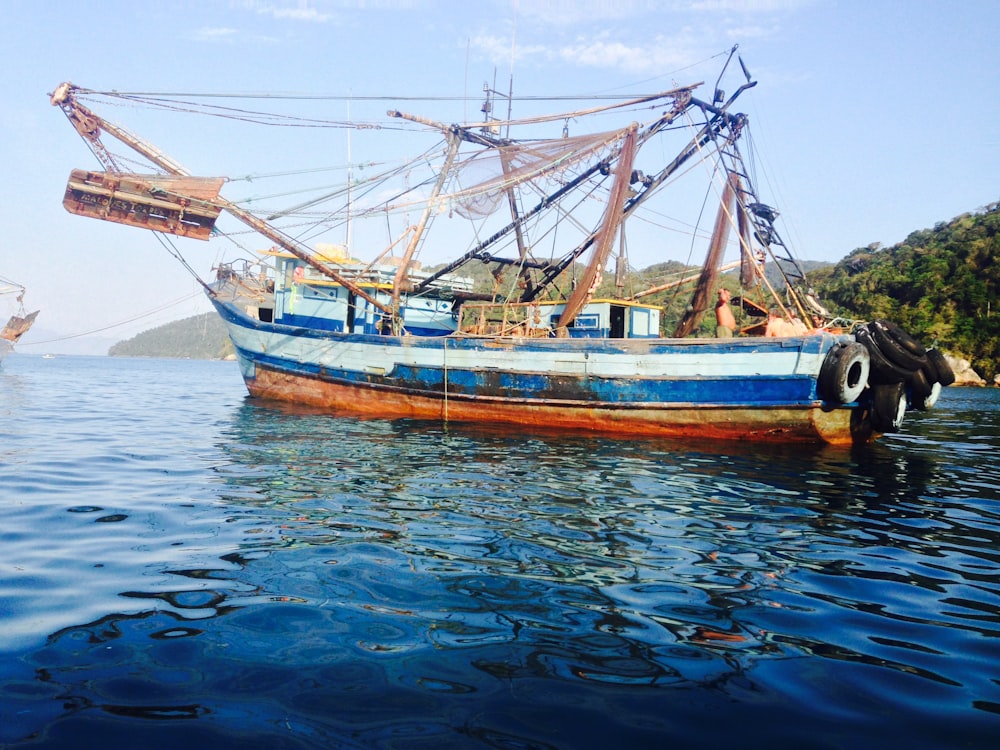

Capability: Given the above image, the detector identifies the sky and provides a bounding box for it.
[1,0,997,354]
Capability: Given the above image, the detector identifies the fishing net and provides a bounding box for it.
[447,127,632,220]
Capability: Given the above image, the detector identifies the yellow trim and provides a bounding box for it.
[295,279,392,290]
[259,248,364,264]
[537,297,663,311]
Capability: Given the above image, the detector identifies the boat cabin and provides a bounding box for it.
[261,252,661,340]
[538,299,661,339]
[270,252,472,337]
[456,298,661,339]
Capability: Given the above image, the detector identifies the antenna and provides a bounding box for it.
[346,96,352,252]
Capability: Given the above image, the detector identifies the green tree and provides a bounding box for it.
[812,202,1000,380]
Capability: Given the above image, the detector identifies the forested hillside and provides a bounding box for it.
[809,202,999,380]
[109,313,233,359]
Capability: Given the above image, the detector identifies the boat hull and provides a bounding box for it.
[212,298,872,445]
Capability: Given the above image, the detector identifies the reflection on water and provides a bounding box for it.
[2,357,999,748]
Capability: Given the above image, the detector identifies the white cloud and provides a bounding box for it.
[515,0,641,27]
[512,0,809,26]
[226,1,338,23]
[193,27,241,42]
[561,39,649,73]
[558,34,702,73]
[470,29,706,75]
[689,0,809,11]
[724,23,779,39]
[263,4,333,22]
[247,0,424,23]
[466,0,798,76]
[190,25,286,45]
[469,33,550,67]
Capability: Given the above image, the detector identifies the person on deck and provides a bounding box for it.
[765,308,792,337]
[787,310,808,335]
[715,288,737,338]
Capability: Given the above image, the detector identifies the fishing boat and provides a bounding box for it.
[49,50,951,444]
[1,275,38,363]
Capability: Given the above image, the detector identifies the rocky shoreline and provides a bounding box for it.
[946,354,998,386]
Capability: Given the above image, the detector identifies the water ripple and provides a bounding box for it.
[2,356,999,747]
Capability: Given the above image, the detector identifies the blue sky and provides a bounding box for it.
[2,0,997,353]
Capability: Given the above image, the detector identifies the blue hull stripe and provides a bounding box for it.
[232,341,821,409]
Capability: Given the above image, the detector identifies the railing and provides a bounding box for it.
[457,301,550,337]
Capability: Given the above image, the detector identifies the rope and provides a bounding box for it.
[18,291,203,346]
[442,336,449,423]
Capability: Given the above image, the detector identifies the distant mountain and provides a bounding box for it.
[109,313,233,359]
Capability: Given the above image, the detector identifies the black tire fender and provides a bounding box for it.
[921,381,943,410]
[870,381,907,433]
[925,348,956,386]
[818,341,870,403]
[869,319,927,372]
[855,325,909,384]
[907,364,934,404]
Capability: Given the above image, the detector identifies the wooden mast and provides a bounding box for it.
[671,172,738,338]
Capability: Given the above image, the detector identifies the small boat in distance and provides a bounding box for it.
[1,275,39,363]
[48,49,951,444]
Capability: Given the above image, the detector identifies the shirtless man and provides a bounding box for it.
[765,308,797,337]
[715,288,737,337]
[764,307,792,336]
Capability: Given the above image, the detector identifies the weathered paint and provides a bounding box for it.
[244,363,868,444]
[214,298,872,445]
[63,169,222,240]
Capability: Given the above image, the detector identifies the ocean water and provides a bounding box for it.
[1,353,998,749]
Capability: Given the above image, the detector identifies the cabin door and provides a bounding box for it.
[610,305,626,338]
[346,292,357,333]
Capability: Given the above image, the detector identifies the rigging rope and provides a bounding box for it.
[18,291,204,346]
[74,86,697,136]
[21,226,232,348]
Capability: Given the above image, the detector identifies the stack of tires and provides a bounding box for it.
[853,320,955,433]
